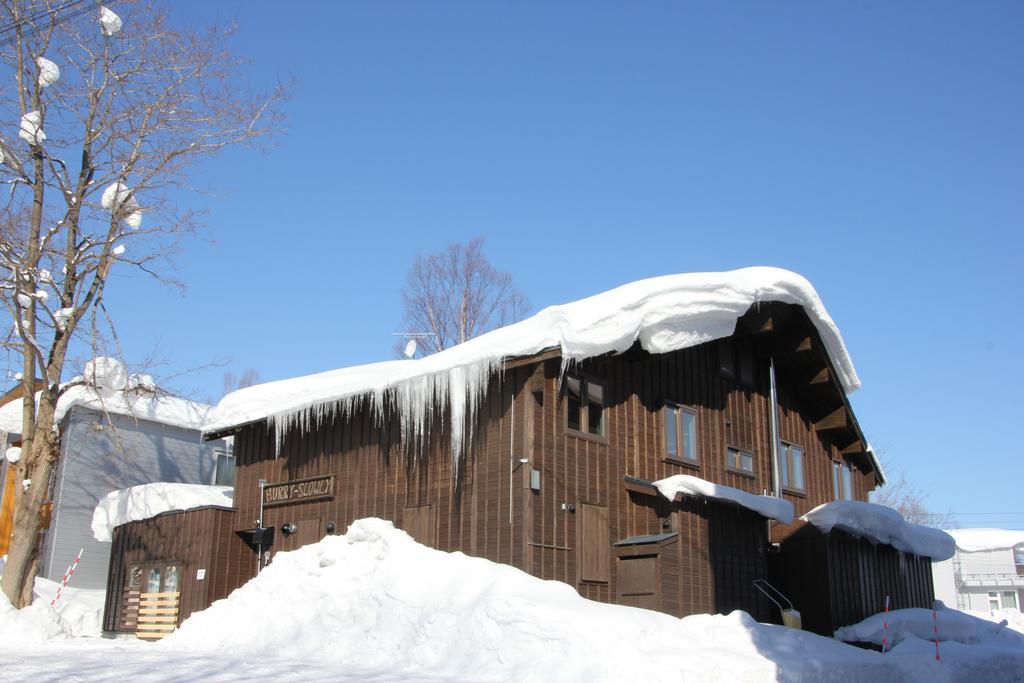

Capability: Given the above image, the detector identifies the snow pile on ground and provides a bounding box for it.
[0,358,212,434]
[206,268,860,469]
[654,474,794,523]
[835,605,1024,682]
[802,501,955,560]
[32,578,104,638]
[835,605,1013,646]
[92,483,233,542]
[163,518,892,681]
[0,592,69,646]
[946,528,1024,553]
[970,608,1024,635]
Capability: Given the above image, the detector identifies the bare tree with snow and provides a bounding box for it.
[0,1,284,607]
[398,237,528,356]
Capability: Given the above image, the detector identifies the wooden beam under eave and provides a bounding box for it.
[814,406,848,431]
[796,337,812,352]
[810,367,830,385]
[840,440,865,455]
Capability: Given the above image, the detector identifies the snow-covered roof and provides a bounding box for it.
[91,483,233,542]
[945,528,1024,553]
[654,474,795,523]
[802,501,955,560]
[0,366,212,434]
[205,267,860,464]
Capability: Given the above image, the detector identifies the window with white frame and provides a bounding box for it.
[214,449,236,487]
[987,591,1018,611]
[664,403,698,464]
[832,461,854,500]
[780,442,805,492]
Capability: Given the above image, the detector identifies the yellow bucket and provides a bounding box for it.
[781,609,802,630]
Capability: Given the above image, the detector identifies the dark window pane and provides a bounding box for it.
[588,401,604,436]
[727,448,737,469]
[741,452,754,472]
[665,406,678,458]
[567,396,581,431]
[682,410,697,462]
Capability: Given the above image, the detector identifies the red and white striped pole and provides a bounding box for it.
[881,595,891,654]
[932,601,941,661]
[50,548,83,607]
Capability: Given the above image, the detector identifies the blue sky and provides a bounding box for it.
[31,2,1024,527]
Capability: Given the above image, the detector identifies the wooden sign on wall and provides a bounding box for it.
[263,475,335,507]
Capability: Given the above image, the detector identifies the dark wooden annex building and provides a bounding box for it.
[105,273,935,636]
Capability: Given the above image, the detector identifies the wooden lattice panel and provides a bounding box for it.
[136,591,180,640]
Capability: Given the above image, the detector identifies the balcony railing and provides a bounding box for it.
[957,571,1024,588]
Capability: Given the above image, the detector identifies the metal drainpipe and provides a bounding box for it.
[768,359,782,498]
[256,478,267,574]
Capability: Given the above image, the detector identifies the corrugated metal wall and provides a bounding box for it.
[40,407,225,590]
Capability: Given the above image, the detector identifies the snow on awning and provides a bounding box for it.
[653,474,795,524]
[204,267,860,468]
[91,483,234,542]
[801,501,955,560]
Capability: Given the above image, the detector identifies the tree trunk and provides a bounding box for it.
[1,412,58,608]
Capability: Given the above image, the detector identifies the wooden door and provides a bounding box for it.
[577,504,610,583]
[616,555,659,610]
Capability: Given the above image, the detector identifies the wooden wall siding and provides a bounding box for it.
[219,314,873,622]
[103,507,249,633]
[231,368,533,574]
[768,527,936,636]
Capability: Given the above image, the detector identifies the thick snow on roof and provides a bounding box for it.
[802,501,955,560]
[945,528,1024,553]
[206,268,859,464]
[0,385,211,433]
[654,474,794,523]
[91,483,233,542]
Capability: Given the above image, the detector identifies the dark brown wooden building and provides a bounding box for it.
[105,275,935,637]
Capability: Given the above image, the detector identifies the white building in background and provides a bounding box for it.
[933,528,1024,613]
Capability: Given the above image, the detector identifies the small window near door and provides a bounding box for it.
[989,592,1001,611]
[1002,591,1018,611]
[565,375,606,438]
[727,447,755,474]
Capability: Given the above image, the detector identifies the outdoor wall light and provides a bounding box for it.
[281,522,297,535]
[325,521,337,534]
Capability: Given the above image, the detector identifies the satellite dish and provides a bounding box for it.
[404,338,417,359]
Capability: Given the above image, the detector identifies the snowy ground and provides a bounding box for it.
[2,519,1023,682]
